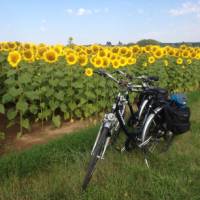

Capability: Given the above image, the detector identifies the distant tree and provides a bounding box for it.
[118,41,123,46]
[137,39,161,46]
[68,37,74,45]
[127,42,135,46]
[106,41,112,46]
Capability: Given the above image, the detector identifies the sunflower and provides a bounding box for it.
[98,50,107,57]
[182,50,190,58]
[78,55,88,66]
[43,49,58,63]
[176,58,183,65]
[86,47,92,55]
[53,45,63,56]
[190,51,196,58]
[112,46,119,54]
[126,50,133,58]
[23,50,35,62]
[110,53,117,61]
[7,51,22,68]
[36,46,48,59]
[131,45,140,54]
[196,53,200,59]
[144,45,152,53]
[119,47,128,55]
[2,42,9,51]
[119,57,127,67]
[91,44,99,54]
[23,43,33,50]
[78,50,87,57]
[180,44,187,50]
[153,48,163,59]
[112,59,120,69]
[85,68,93,77]
[127,57,136,65]
[148,56,156,64]
[174,50,181,57]
[8,42,17,51]
[65,53,78,65]
[93,56,103,68]
[102,57,110,68]
[168,48,175,56]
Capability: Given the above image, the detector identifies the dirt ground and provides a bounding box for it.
[0,114,97,156]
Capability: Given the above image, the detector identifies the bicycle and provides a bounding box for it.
[82,69,158,190]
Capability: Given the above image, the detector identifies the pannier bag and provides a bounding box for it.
[170,93,187,108]
[164,104,190,135]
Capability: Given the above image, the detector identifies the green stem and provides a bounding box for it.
[20,111,23,135]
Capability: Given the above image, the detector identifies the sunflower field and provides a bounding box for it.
[0,41,200,135]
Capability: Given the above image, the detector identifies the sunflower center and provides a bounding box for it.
[47,52,56,60]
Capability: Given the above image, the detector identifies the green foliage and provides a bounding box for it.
[0,57,200,133]
[137,39,161,46]
[52,115,61,128]
[0,92,200,199]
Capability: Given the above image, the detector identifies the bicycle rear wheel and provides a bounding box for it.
[141,113,174,154]
[82,127,108,190]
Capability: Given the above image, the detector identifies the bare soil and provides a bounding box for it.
[0,114,98,155]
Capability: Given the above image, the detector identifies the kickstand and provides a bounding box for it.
[144,157,150,168]
[143,149,150,169]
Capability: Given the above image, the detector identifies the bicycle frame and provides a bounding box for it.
[91,91,136,159]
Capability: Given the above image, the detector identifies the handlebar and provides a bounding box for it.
[111,70,159,83]
[94,69,119,84]
[94,69,143,92]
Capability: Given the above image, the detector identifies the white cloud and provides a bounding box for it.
[76,8,92,16]
[65,8,109,16]
[169,1,200,17]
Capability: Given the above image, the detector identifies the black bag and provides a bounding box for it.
[164,105,190,134]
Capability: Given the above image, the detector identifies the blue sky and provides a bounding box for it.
[1,0,200,44]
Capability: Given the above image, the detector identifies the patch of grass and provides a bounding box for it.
[0,126,99,180]
[0,91,200,200]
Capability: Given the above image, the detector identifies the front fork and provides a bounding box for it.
[91,113,117,159]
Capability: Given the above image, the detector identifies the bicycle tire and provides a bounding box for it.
[82,127,108,190]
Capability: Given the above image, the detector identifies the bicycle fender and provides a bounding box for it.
[141,107,163,142]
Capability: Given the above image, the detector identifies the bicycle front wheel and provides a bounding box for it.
[82,127,109,190]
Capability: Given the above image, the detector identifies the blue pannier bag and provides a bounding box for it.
[164,94,190,134]
[170,93,187,108]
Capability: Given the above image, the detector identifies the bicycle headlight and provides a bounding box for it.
[107,113,115,121]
